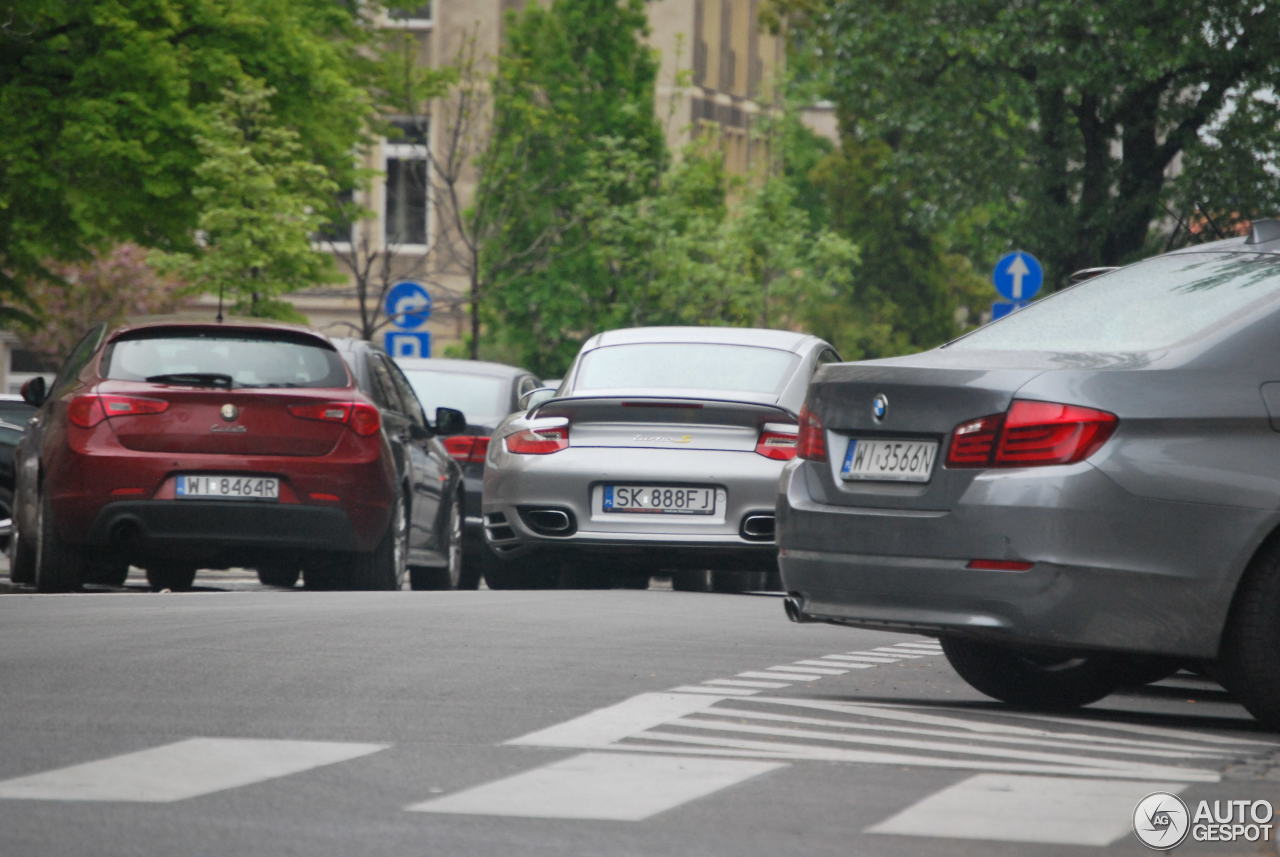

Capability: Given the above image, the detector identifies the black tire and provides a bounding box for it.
[459,540,491,590]
[145,563,197,591]
[483,551,557,589]
[410,493,462,591]
[1219,542,1280,728]
[257,566,300,588]
[8,508,35,585]
[83,561,130,587]
[0,485,13,554]
[34,493,84,593]
[348,498,406,590]
[940,636,1128,711]
[671,570,712,592]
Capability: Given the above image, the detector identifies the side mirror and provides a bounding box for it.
[519,387,557,411]
[434,406,466,437]
[21,376,47,407]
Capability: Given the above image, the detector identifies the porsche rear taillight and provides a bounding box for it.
[288,402,382,436]
[796,404,826,461]
[755,423,799,460]
[504,425,569,454]
[444,435,491,463]
[68,394,170,428]
[947,399,1117,468]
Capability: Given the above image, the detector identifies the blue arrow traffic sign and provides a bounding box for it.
[992,251,1044,302]
[385,281,432,329]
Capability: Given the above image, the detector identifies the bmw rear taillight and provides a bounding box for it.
[288,402,382,437]
[947,399,1117,468]
[756,423,798,460]
[68,394,169,428]
[504,425,569,454]
[444,435,491,463]
[796,404,826,461]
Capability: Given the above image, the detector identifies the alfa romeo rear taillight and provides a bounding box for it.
[68,394,170,428]
[796,404,826,461]
[946,399,1117,468]
[444,435,491,463]
[756,423,799,460]
[504,425,569,454]
[288,402,382,436]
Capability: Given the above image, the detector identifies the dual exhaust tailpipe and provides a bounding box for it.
[783,596,817,624]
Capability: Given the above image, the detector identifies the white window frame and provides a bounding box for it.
[381,120,431,252]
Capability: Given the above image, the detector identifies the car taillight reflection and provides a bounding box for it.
[444,435,491,463]
[796,404,826,461]
[947,399,1117,468]
[69,394,170,428]
[288,402,382,436]
[756,423,799,460]
[504,425,569,454]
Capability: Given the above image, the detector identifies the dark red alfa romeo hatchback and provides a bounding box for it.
[9,318,451,591]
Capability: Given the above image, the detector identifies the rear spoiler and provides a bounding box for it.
[531,395,796,429]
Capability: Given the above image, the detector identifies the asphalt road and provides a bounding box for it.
[1,574,1277,857]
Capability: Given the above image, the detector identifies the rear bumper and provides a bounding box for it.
[86,500,360,556]
[777,460,1271,659]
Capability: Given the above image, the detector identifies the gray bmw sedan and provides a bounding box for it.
[778,219,1280,729]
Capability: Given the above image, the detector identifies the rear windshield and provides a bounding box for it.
[401,370,510,425]
[575,343,799,395]
[950,252,1280,353]
[102,330,349,388]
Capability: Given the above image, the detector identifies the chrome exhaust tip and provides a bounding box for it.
[783,596,815,623]
[740,513,775,541]
[521,508,574,535]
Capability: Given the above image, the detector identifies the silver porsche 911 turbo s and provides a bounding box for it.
[777,219,1280,728]
[482,326,841,590]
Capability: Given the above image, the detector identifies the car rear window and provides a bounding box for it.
[102,329,349,388]
[401,370,509,425]
[575,343,799,395]
[950,252,1280,353]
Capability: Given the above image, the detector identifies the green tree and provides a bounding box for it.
[151,80,339,320]
[0,0,374,320]
[477,0,667,375]
[770,0,1280,289]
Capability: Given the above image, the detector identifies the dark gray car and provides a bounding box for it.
[778,219,1280,728]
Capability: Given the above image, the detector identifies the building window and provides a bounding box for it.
[387,2,432,24]
[384,118,430,248]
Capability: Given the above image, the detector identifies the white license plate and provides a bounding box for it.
[841,439,938,483]
[602,485,716,515]
[176,475,280,500]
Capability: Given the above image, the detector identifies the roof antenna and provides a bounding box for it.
[216,280,224,323]
[1196,202,1226,240]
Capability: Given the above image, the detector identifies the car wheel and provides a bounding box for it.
[349,498,407,590]
[34,493,85,593]
[83,560,130,587]
[940,636,1128,711]
[145,563,197,591]
[0,486,13,554]
[483,550,557,589]
[8,506,35,585]
[410,493,463,591]
[257,566,300,588]
[671,570,712,592]
[1219,543,1280,728]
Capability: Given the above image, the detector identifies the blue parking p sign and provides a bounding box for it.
[385,331,431,359]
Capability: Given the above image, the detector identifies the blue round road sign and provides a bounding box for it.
[385,281,432,330]
[992,251,1044,302]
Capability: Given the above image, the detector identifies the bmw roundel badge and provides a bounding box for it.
[871,394,888,422]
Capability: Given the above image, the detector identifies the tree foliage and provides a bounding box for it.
[150,80,339,321]
[0,0,375,320]
[770,0,1280,290]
